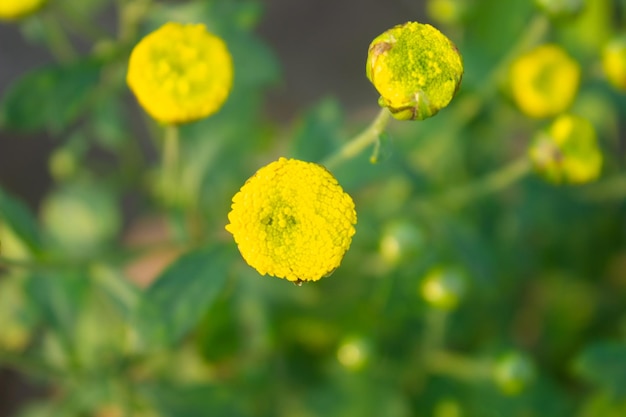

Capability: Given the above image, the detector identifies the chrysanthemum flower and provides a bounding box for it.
[225,158,357,283]
[0,0,46,20]
[366,21,463,121]
[127,22,233,124]
[528,114,602,184]
[510,44,580,118]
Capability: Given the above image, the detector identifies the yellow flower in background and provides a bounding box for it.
[528,114,602,184]
[127,22,233,124]
[602,35,626,91]
[366,21,463,121]
[226,158,357,283]
[0,0,46,20]
[510,44,580,118]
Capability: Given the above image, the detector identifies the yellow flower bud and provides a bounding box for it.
[127,22,233,124]
[226,158,357,283]
[510,44,580,118]
[419,266,467,310]
[602,35,626,91]
[366,21,463,121]
[528,114,602,184]
[0,0,46,20]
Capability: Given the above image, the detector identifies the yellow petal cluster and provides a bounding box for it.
[602,35,626,91]
[510,44,580,118]
[528,114,602,184]
[366,21,463,121]
[127,22,233,124]
[225,158,357,283]
[0,0,46,20]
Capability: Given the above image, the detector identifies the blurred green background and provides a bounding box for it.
[1,0,626,416]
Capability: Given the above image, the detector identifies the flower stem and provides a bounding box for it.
[162,125,180,202]
[425,350,493,381]
[40,12,77,63]
[429,156,532,208]
[322,108,392,170]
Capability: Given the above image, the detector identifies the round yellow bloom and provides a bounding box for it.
[127,22,233,124]
[366,21,463,121]
[602,35,626,91]
[510,44,580,118]
[528,114,602,184]
[225,157,357,283]
[0,0,46,20]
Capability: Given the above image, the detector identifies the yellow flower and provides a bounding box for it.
[602,35,626,91]
[528,114,602,184]
[127,22,233,124]
[366,21,463,121]
[510,44,580,118]
[225,157,357,283]
[0,0,46,20]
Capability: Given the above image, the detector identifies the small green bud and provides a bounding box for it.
[602,34,626,91]
[366,21,463,121]
[419,266,467,310]
[427,0,469,25]
[49,148,78,181]
[336,335,372,371]
[534,0,585,18]
[41,184,121,257]
[528,114,602,184]
[379,219,426,265]
[492,351,536,395]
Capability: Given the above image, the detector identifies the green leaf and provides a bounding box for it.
[0,186,42,252]
[141,383,244,417]
[290,98,344,162]
[0,60,101,133]
[574,341,626,397]
[135,245,235,347]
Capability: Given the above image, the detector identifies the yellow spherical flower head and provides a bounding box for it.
[225,158,357,283]
[127,22,233,124]
[602,35,626,91]
[366,21,463,121]
[528,114,602,184]
[0,0,46,20]
[510,44,580,118]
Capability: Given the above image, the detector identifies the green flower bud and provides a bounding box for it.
[602,34,626,91]
[492,351,536,395]
[528,114,602,184]
[534,0,585,18]
[41,184,121,257]
[510,44,580,118]
[336,335,372,371]
[366,21,463,121]
[379,219,426,265]
[419,266,467,311]
[427,0,469,25]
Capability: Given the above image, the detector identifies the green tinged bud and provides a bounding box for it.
[492,352,536,395]
[419,266,467,310]
[528,114,602,184]
[366,21,463,121]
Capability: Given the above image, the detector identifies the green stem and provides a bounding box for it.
[580,174,626,201]
[40,12,77,63]
[425,350,493,381]
[428,156,531,208]
[162,124,180,203]
[322,108,392,170]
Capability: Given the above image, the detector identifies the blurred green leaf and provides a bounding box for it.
[290,98,344,162]
[135,244,235,347]
[0,186,42,252]
[0,60,101,133]
[141,383,244,417]
[574,341,626,397]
